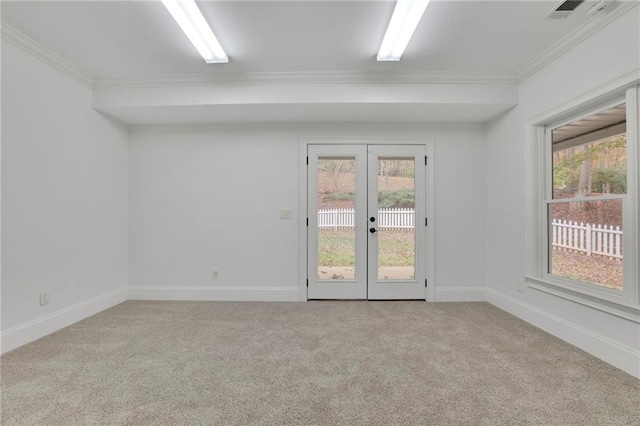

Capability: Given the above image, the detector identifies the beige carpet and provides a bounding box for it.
[1,301,638,425]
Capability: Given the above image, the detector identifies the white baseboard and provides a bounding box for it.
[129,286,300,302]
[1,287,129,355]
[486,288,640,378]
[4,282,637,378]
[435,286,487,302]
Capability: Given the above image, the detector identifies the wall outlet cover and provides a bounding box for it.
[280,208,292,219]
[40,290,50,306]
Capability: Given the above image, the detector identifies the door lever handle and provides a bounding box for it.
[369,227,377,233]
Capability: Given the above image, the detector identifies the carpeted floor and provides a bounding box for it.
[1,301,638,425]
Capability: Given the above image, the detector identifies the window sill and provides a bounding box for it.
[524,275,640,323]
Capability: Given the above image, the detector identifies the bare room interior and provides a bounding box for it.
[1,0,639,424]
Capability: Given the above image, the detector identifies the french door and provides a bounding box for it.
[308,144,427,300]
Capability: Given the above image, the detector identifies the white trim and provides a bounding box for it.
[486,289,640,379]
[93,71,518,90]
[526,276,640,323]
[545,194,625,204]
[623,85,639,305]
[529,69,640,125]
[525,73,640,312]
[298,138,435,301]
[0,19,3,362]
[546,96,627,134]
[524,123,546,278]
[3,283,637,378]
[300,138,435,146]
[425,142,436,302]
[307,145,368,300]
[517,1,639,82]
[0,287,128,355]
[367,145,427,300]
[298,139,309,302]
[128,286,300,302]
[2,0,635,90]
[435,287,487,302]
[298,141,309,302]
[0,22,93,87]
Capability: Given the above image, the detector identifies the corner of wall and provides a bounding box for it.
[1,287,129,355]
[486,288,640,378]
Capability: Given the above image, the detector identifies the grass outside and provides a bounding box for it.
[318,229,414,268]
[318,230,623,291]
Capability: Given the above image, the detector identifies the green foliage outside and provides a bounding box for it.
[553,136,626,194]
[323,191,355,202]
[378,189,415,208]
[322,189,415,208]
[552,166,572,191]
[592,167,627,193]
[554,166,627,194]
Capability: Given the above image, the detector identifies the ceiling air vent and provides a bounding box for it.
[544,0,585,19]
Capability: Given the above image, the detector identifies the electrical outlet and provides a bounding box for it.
[517,278,525,293]
[40,290,50,306]
[211,268,219,280]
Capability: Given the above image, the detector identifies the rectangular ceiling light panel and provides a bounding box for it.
[162,0,228,63]
[377,0,430,61]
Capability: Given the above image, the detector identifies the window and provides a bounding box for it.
[548,103,627,291]
[526,86,639,316]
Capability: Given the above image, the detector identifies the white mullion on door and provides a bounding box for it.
[366,146,378,300]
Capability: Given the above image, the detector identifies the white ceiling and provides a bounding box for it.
[4,0,624,124]
[2,0,599,79]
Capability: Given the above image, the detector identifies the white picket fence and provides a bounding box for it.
[551,219,623,259]
[318,211,622,258]
[318,208,414,230]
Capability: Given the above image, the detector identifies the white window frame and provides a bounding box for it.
[525,83,640,323]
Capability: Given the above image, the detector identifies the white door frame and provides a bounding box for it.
[298,138,435,301]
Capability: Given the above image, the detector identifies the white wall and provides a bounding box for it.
[1,3,636,378]
[1,40,129,352]
[485,6,640,377]
[129,123,486,300]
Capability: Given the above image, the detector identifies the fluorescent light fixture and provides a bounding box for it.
[162,0,228,63]
[377,0,430,61]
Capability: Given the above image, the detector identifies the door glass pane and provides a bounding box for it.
[377,158,415,281]
[549,200,623,291]
[317,158,356,280]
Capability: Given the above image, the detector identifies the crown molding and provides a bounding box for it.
[92,71,518,90]
[2,2,637,91]
[0,22,517,91]
[1,22,93,87]
[517,1,640,82]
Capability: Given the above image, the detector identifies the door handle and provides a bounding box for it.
[369,227,377,233]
